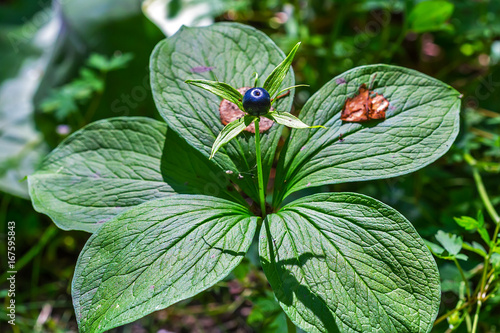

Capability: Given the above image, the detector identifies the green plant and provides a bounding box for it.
[426,153,500,333]
[28,23,461,333]
[40,52,134,126]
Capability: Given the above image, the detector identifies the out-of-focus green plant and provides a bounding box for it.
[426,153,500,333]
[40,53,134,124]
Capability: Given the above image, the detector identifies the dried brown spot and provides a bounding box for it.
[341,84,389,122]
[219,86,274,133]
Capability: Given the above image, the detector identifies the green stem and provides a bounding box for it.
[453,258,471,300]
[465,311,472,333]
[464,153,500,333]
[254,119,267,217]
[434,299,474,326]
[472,168,500,225]
[286,314,296,333]
[471,300,482,333]
[465,154,500,224]
[0,225,58,283]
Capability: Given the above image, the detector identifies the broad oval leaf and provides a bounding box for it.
[28,117,243,233]
[273,64,461,206]
[73,195,257,333]
[150,22,295,201]
[260,193,440,333]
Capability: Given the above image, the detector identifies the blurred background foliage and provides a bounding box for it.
[0,0,499,332]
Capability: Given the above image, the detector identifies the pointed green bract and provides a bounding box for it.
[210,116,254,159]
[272,84,309,104]
[186,79,244,111]
[265,111,325,129]
[260,193,441,333]
[263,42,301,99]
[73,195,257,333]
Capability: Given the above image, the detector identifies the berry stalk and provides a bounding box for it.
[254,119,266,217]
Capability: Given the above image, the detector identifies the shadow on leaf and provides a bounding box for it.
[260,219,341,333]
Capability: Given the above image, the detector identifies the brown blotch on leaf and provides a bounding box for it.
[219,86,274,133]
[341,84,389,122]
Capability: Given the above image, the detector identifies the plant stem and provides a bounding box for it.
[472,167,500,224]
[286,314,296,333]
[0,225,58,283]
[453,258,471,300]
[254,119,267,217]
[465,153,500,224]
[464,153,500,333]
[471,300,482,333]
[434,299,474,326]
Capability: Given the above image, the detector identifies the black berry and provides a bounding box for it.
[242,87,271,116]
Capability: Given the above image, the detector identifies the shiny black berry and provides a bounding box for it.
[242,87,271,116]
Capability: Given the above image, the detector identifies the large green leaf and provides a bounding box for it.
[28,117,243,233]
[260,193,440,333]
[273,65,461,206]
[150,22,295,202]
[73,195,257,333]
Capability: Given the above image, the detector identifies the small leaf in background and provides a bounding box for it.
[79,68,104,92]
[263,42,300,98]
[40,53,133,121]
[435,230,463,257]
[265,111,325,129]
[491,253,500,270]
[425,237,468,261]
[424,239,446,256]
[87,52,134,72]
[210,116,255,159]
[462,241,487,258]
[408,0,455,33]
[186,79,244,110]
[40,69,102,120]
[454,211,491,245]
[247,291,287,333]
[40,90,80,121]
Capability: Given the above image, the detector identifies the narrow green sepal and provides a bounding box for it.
[186,79,244,110]
[265,111,326,129]
[253,72,259,87]
[210,116,255,159]
[263,42,301,99]
[271,84,309,105]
